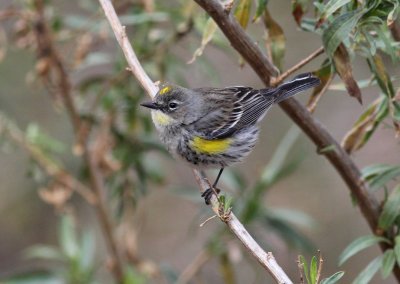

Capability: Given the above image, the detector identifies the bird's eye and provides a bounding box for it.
[168,102,178,109]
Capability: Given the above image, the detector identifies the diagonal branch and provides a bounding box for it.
[193,0,380,232]
[193,0,400,281]
[98,0,293,283]
[272,46,325,86]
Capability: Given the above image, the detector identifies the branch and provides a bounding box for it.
[193,0,380,236]
[193,0,400,280]
[272,46,325,86]
[98,0,293,283]
[0,113,96,204]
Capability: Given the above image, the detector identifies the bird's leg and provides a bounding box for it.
[201,168,224,205]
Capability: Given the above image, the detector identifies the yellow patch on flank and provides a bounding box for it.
[159,86,171,95]
[152,110,173,126]
[191,137,231,154]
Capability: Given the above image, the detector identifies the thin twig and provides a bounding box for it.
[316,250,323,283]
[272,46,325,86]
[177,249,211,284]
[98,1,293,283]
[0,114,96,204]
[307,73,334,113]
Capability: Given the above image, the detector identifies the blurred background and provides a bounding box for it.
[0,0,399,283]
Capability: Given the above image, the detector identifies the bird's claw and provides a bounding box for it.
[201,187,221,205]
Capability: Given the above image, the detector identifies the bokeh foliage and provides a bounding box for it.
[0,0,400,283]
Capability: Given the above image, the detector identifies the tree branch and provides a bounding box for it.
[0,113,96,204]
[193,0,400,280]
[272,46,325,86]
[98,0,293,283]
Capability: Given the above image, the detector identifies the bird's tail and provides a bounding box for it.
[271,73,320,104]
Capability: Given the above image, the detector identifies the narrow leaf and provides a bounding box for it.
[316,0,351,28]
[370,167,400,191]
[362,164,395,180]
[320,271,345,284]
[59,215,79,259]
[310,256,317,284]
[333,44,362,103]
[368,54,395,98]
[341,96,388,153]
[234,0,252,29]
[395,236,400,266]
[308,59,333,112]
[352,256,383,284]
[378,185,400,230]
[322,9,365,57]
[263,8,286,71]
[24,245,64,261]
[381,249,396,279]
[299,255,311,284]
[292,0,309,26]
[253,0,269,22]
[339,235,389,265]
[387,0,400,27]
[188,18,217,64]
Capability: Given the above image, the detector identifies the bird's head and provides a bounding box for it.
[141,83,202,125]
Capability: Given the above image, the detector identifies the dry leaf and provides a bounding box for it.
[333,43,362,103]
[187,18,217,64]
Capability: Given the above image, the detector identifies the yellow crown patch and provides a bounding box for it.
[159,86,171,95]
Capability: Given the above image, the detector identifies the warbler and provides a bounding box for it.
[141,73,320,204]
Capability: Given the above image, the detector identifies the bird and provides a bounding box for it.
[140,73,320,204]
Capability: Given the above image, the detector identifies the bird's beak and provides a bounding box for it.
[140,101,159,110]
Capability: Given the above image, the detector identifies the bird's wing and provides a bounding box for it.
[189,86,275,139]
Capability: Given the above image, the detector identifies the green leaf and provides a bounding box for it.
[310,256,317,284]
[322,9,365,57]
[381,249,396,279]
[24,245,64,261]
[26,124,65,154]
[264,213,314,251]
[254,0,269,22]
[316,0,352,27]
[2,271,63,284]
[378,185,400,230]
[188,18,217,64]
[234,0,252,29]
[267,208,316,229]
[79,231,95,270]
[320,271,345,284]
[362,164,396,180]
[338,235,389,265]
[263,8,286,71]
[123,266,147,284]
[352,255,383,284]
[370,167,400,191]
[387,0,400,26]
[59,215,79,259]
[299,255,311,284]
[395,236,400,266]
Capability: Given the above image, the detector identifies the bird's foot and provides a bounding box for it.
[201,187,221,205]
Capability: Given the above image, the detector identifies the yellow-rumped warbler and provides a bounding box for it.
[141,73,320,204]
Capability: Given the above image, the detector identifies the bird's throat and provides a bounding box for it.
[152,110,174,127]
